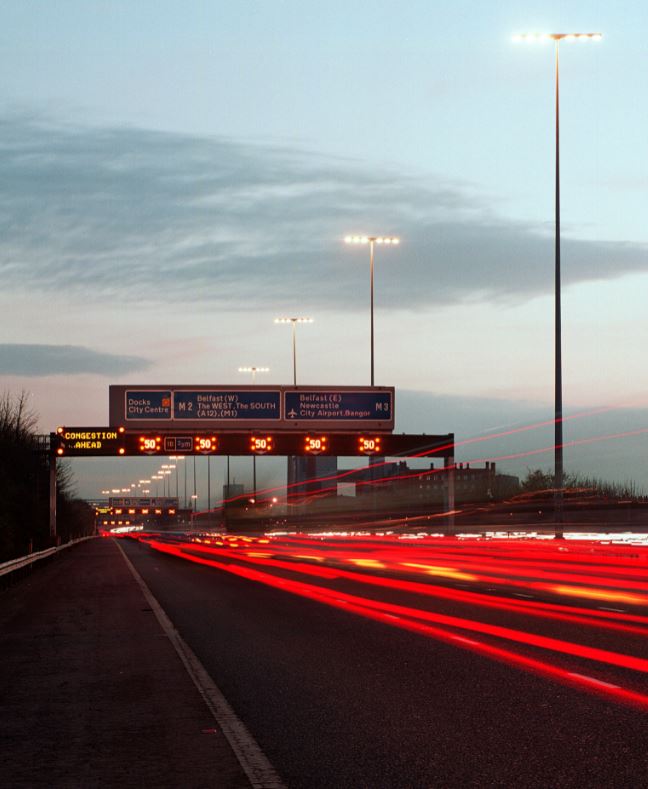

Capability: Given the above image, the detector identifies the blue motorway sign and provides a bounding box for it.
[173,390,281,421]
[125,390,172,420]
[110,385,394,430]
[284,390,393,422]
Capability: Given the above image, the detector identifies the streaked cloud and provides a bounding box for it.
[0,343,151,377]
[398,390,648,492]
[1,112,646,312]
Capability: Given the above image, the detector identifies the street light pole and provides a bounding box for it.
[169,457,182,502]
[161,465,169,497]
[370,239,375,386]
[344,235,400,386]
[173,456,184,506]
[513,32,602,537]
[291,322,297,385]
[554,38,563,534]
[239,366,270,496]
[274,317,313,386]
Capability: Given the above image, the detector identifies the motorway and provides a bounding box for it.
[121,532,648,788]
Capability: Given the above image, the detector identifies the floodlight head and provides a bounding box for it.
[345,234,400,245]
[513,32,602,43]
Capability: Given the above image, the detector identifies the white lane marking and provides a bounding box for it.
[567,672,619,690]
[383,614,401,620]
[116,541,285,789]
[598,607,626,613]
[513,593,534,599]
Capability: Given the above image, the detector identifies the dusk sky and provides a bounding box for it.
[1,1,647,501]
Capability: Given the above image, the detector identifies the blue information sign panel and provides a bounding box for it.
[110,385,394,431]
[125,390,172,420]
[173,390,281,421]
[284,390,393,422]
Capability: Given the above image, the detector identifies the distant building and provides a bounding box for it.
[346,461,519,503]
[287,455,338,496]
[223,483,245,502]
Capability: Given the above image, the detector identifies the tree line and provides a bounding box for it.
[0,391,96,563]
[520,467,644,499]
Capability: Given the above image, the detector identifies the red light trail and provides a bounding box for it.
[193,410,648,516]
[132,532,648,712]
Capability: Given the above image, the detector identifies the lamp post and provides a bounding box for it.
[190,494,197,528]
[344,235,400,386]
[168,459,177,499]
[513,32,602,536]
[162,468,173,497]
[169,457,184,502]
[274,317,313,385]
[239,366,270,495]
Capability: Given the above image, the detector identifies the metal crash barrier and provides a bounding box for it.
[0,536,95,580]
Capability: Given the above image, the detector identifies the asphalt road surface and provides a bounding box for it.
[121,534,648,789]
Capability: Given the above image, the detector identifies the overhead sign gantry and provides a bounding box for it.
[47,383,456,539]
[56,383,453,459]
[53,428,454,459]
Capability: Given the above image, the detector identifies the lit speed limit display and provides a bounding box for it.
[139,435,162,454]
[304,435,328,454]
[358,435,383,455]
[194,435,218,453]
[249,435,274,454]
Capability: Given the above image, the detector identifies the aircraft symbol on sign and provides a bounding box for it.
[287,408,298,418]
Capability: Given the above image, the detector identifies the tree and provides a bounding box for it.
[0,390,95,561]
[520,466,643,499]
[0,391,48,559]
[520,468,554,492]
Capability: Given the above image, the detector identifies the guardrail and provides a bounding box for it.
[0,536,95,579]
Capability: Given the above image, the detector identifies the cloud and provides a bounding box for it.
[1,112,646,311]
[396,389,648,490]
[0,343,151,377]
